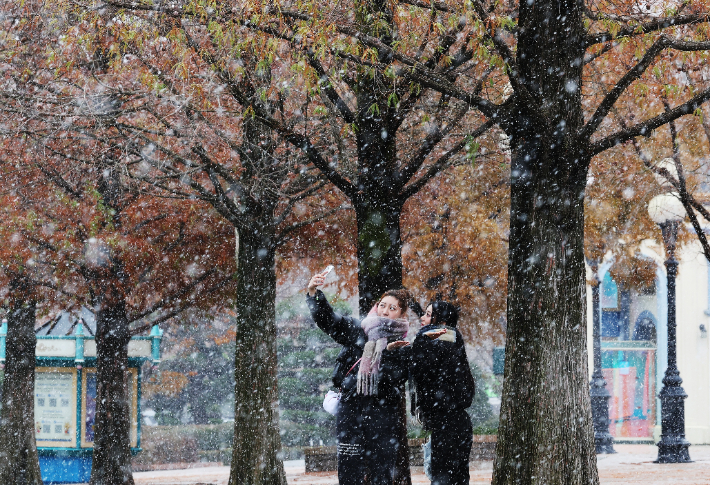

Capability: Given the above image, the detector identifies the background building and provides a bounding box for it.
[587,238,710,445]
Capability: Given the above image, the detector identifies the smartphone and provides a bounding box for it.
[323,265,334,276]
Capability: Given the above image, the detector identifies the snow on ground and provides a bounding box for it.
[64,445,710,484]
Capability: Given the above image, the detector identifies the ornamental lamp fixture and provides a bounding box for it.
[651,158,679,190]
[647,191,692,464]
[648,192,685,225]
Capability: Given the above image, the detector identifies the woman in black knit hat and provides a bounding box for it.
[389,300,475,485]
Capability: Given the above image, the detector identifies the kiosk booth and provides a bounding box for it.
[0,311,162,484]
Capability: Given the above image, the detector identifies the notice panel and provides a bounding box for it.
[81,368,138,448]
[34,368,77,447]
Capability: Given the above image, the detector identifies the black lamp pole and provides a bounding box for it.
[589,261,615,454]
[655,220,691,463]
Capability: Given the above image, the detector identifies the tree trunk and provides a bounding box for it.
[355,200,410,485]
[493,132,598,485]
[90,301,134,485]
[0,298,42,485]
[353,83,409,481]
[228,226,286,485]
[355,200,404,315]
[352,39,402,315]
[491,0,599,481]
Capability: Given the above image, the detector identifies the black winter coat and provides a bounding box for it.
[306,290,407,404]
[409,324,475,422]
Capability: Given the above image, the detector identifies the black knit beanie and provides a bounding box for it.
[430,301,459,328]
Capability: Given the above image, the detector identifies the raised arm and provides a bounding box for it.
[306,271,364,348]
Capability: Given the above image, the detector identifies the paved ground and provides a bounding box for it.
[594,444,710,484]
[73,445,710,484]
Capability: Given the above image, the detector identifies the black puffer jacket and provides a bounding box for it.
[306,290,407,404]
[410,323,475,421]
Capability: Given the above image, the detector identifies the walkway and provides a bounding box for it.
[90,444,710,484]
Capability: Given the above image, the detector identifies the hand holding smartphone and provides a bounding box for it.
[308,265,334,296]
[307,264,334,296]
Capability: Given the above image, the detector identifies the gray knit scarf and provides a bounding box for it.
[357,315,409,396]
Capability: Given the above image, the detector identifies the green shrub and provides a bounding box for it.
[276,295,341,449]
[278,394,324,410]
[472,420,499,435]
[191,423,234,450]
[278,377,313,396]
[198,449,233,464]
[279,350,316,368]
[279,421,336,447]
[280,409,335,427]
[469,363,495,427]
[280,446,304,460]
[298,328,334,345]
[133,426,199,470]
[298,367,332,381]
[321,347,341,360]
[206,447,311,464]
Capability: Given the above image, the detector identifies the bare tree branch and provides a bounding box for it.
[306,51,355,124]
[401,118,493,200]
[170,17,359,200]
[128,268,218,324]
[585,13,709,47]
[29,154,85,200]
[191,145,243,216]
[266,11,501,117]
[275,203,352,245]
[590,86,710,155]
[274,180,328,226]
[666,112,710,263]
[611,102,710,255]
[398,0,454,13]
[584,41,620,65]
[396,104,470,184]
[580,36,669,141]
[128,271,236,334]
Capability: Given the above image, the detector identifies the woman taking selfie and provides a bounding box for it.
[306,268,411,485]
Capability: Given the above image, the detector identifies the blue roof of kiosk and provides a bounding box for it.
[35,307,96,337]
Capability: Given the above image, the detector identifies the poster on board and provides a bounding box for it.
[83,371,97,443]
[34,368,77,447]
[81,368,138,448]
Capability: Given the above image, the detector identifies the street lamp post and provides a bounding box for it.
[648,193,692,464]
[589,261,615,454]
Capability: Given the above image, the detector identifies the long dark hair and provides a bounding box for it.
[430,300,459,328]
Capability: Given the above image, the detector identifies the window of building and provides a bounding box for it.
[601,271,619,310]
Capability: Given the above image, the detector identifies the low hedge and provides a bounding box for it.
[133,424,233,470]
[198,447,306,464]
[280,409,335,427]
[133,427,199,470]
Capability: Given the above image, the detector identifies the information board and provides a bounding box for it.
[81,368,138,448]
[34,368,77,447]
